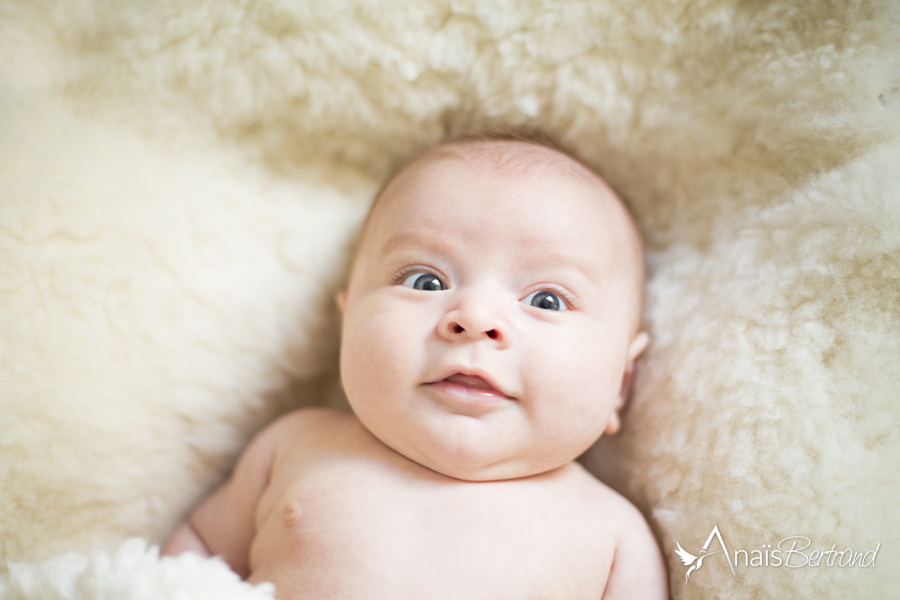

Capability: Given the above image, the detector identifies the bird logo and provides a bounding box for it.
[673,525,739,583]
[674,542,721,582]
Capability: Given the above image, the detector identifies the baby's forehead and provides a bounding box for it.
[416,139,600,186]
[385,139,640,250]
[377,138,639,243]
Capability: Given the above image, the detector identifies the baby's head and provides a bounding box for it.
[338,130,648,481]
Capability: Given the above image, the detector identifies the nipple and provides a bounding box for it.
[282,502,302,527]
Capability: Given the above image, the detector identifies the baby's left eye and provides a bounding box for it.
[402,272,446,291]
[522,290,567,311]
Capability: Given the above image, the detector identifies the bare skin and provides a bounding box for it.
[165,409,667,599]
[165,139,668,599]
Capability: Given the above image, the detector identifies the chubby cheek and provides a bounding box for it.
[340,296,423,415]
[527,331,622,454]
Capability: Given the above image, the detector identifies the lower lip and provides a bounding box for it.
[425,380,514,406]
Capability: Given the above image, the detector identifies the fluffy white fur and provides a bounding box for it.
[0,539,275,600]
[1,1,898,598]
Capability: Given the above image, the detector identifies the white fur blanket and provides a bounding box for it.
[0,539,274,600]
[2,1,899,598]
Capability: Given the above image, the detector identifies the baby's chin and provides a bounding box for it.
[353,403,602,481]
[392,433,582,482]
[423,458,561,482]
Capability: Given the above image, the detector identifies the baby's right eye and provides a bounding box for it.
[402,272,446,291]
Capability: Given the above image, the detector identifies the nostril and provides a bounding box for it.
[452,323,465,334]
[486,329,498,340]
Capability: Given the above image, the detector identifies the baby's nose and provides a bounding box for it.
[445,320,501,340]
[437,295,510,347]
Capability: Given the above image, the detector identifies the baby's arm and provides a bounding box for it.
[601,507,668,600]
[162,417,282,577]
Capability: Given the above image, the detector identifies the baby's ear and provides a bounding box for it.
[336,291,347,313]
[626,331,650,364]
[605,332,650,435]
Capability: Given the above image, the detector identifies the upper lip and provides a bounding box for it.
[428,367,515,400]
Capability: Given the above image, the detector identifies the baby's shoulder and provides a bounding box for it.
[550,463,659,550]
[262,407,358,445]
[555,463,641,519]
[241,408,362,472]
[276,406,353,428]
[554,464,668,598]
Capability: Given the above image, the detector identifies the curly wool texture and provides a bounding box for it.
[1,1,898,598]
[0,539,275,600]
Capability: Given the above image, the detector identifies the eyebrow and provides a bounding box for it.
[381,229,601,284]
[379,229,454,257]
[515,247,599,283]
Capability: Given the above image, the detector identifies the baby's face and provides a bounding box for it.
[339,141,647,481]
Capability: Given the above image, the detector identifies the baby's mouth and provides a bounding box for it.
[430,372,515,401]
[443,373,500,393]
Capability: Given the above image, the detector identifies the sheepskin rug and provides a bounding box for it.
[2,1,898,598]
[0,539,275,600]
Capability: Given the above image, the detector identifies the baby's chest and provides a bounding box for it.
[250,467,612,599]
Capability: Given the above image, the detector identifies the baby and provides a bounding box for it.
[163,131,668,599]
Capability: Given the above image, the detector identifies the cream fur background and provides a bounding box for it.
[1,1,898,598]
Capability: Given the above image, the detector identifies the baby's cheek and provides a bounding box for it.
[350,303,425,397]
[550,341,617,429]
